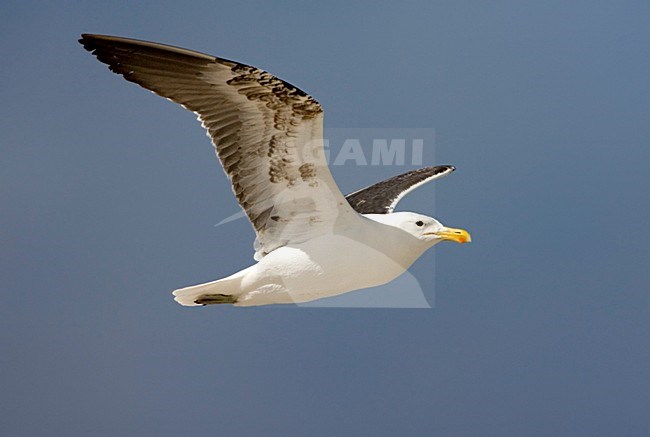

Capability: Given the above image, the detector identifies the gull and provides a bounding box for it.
[79,34,471,307]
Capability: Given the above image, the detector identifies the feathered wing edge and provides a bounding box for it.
[345,165,455,214]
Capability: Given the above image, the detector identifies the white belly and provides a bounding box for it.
[236,233,423,306]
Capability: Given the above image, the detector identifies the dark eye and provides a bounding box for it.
[415,220,424,227]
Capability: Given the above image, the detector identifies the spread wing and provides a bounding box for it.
[80,34,360,260]
[345,166,455,214]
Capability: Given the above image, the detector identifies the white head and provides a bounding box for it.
[368,211,471,246]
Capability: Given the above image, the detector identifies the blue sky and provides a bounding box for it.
[2,1,650,435]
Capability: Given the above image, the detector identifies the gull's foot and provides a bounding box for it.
[195,294,238,305]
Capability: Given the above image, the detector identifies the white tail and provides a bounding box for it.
[172,269,248,306]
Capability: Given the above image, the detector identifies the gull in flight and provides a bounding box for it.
[80,34,471,307]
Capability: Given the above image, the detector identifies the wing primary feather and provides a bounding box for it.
[80,34,360,260]
[345,165,455,214]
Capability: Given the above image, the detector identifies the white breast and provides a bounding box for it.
[237,225,427,305]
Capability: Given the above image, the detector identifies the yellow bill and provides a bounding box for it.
[433,227,472,244]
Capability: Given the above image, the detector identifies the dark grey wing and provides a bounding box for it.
[345,166,455,214]
[80,34,361,260]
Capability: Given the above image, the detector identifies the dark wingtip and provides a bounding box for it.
[436,165,456,173]
[432,165,455,173]
[78,33,93,43]
[78,34,98,52]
